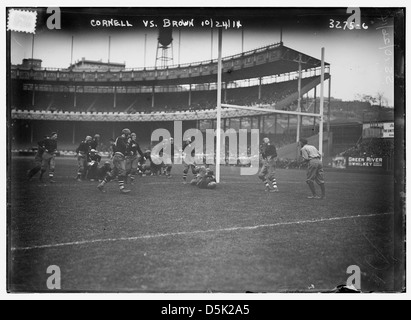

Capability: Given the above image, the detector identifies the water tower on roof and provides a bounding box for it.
[155,27,174,68]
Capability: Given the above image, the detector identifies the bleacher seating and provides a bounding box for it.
[11,76,320,114]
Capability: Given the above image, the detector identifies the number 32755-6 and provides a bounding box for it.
[329,19,368,30]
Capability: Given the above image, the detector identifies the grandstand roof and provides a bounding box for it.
[11,43,329,86]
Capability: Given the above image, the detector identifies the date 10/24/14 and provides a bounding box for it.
[330,19,369,30]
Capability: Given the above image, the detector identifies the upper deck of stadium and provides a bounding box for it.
[11,42,330,86]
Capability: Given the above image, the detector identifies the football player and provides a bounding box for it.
[125,132,145,184]
[86,149,102,181]
[75,135,92,181]
[97,161,112,182]
[190,165,217,189]
[97,128,132,194]
[39,132,58,183]
[299,138,326,200]
[258,137,279,193]
[138,150,152,176]
[182,137,197,184]
[90,134,101,151]
[27,135,49,181]
[160,138,174,179]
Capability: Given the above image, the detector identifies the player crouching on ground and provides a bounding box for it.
[86,149,102,181]
[258,137,279,193]
[97,161,112,182]
[190,166,217,189]
[299,138,326,200]
[97,128,134,194]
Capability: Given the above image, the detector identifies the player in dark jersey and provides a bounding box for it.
[90,134,101,151]
[97,161,112,181]
[97,128,132,194]
[125,132,145,184]
[27,135,49,181]
[190,165,217,189]
[258,137,279,193]
[75,135,92,181]
[138,150,151,176]
[39,132,58,183]
[86,149,102,181]
[182,137,197,184]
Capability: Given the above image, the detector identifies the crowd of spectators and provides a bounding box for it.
[341,138,394,158]
[14,76,310,114]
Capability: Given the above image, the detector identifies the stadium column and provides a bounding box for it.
[216,28,223,183]
[72,123,76,144]
[74,86,77,108]
[224,82,227,103]
[261,116,265,134]
[151,85,155,108]
[32,84,35,108]
[114,86,117,109]
[30,121,34,143]
[313,86,317,132]
[188,84,192,107]
[296,54,302,143]
[327,75,331,134]
[327,75,332,155]
[258,77,262,100]
[319,47,325,158]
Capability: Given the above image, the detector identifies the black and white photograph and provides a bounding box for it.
[4,4,406,297]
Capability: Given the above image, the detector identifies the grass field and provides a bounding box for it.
[8,157,396,293]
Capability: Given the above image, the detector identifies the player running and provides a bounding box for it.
[258,137,279,193]
[125,132,145,184]
[27,135,49,181]
[39,132,58,183]
[75,135,92,181]
[299,138,326,200]
[97,128,133,194]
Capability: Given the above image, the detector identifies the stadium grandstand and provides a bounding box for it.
[11,42,335,155]
[10,39,394,172]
